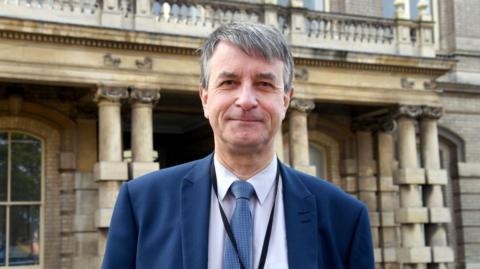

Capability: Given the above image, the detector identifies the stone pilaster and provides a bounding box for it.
[93,86,129,259]
[288,98,316,176]
[393,105,430,268]
[420,106,454,268]
[353,115,398,266]
[376,117,399,268]
[355,127,380,263]
[130,88,160,179]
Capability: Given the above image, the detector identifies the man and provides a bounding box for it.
[102,22,374,269]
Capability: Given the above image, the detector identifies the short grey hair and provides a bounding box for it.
[200,22,294,93]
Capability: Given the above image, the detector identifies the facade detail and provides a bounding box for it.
[288,98,316,175]
[1,0,480,268]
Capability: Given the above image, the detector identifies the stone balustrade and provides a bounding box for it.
[0,0,435,57]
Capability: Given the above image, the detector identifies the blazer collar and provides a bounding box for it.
[181,153,213,269]
[280,163,319,269]
[180,155,320,269]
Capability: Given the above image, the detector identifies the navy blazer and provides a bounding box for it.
[102,154,374,269]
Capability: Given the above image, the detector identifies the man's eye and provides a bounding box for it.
[220,80,235,86]
[258,81,274,88]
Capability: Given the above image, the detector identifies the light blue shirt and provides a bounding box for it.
[207,155,289,269]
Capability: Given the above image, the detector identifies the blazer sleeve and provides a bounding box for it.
[102,183,138,269]
[348,205,375,269]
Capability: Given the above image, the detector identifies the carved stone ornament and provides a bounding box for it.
[135,56,153,71]
[94,87,129,103]
[352,116,396,132]
[422,106,443,119]
[392,105,423,119]
[424,80,436,90]
[104,53,121,68]
[130,88,161,104]
[294,68,309,81]
[401,77,415,89]
[289,98,315,113]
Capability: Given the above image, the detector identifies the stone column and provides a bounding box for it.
[420,106,454,268]
[376,117,399,267]
[393,105,431,268]
[130,88,160,178]
[93,86,129,260]
[288,98,316,176]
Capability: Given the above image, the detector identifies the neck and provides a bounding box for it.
[215,147,275,180]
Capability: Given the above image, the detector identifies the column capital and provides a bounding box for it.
[130,88,161,105]
[289,98,315,113]
[353,114,396,132]
[392,105,423,119]
[422,106,443,119]
[94,86,128,103]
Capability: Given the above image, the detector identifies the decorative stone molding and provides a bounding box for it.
[352,114,396,132]
[94,86,128,103]
[423,80,436,90]
[130,88,160,104]
[0,26,453,75]
[289,98,315,113]
[103,53,121,68]
[135,56,153,71]
[392,105,423,119]
[294,68,309,81]
[422,106,443,119]
[401,77,415,89]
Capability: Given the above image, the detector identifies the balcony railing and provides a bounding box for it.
[0,0,435,57]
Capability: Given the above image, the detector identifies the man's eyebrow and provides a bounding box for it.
[255,72,278,81]
[217,71,238,79]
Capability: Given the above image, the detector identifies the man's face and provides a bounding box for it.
[200,41,293,154]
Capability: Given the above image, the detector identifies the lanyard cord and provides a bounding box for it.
[211,159,280,269]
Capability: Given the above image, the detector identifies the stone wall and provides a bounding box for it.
[454,0,480,53]
[440,92,480,268]
[344,0,383,17]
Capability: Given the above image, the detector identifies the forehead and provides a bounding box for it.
[209,42,284,76]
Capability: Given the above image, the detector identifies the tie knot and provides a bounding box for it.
[230,181,254,200]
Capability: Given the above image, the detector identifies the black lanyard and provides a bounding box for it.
[211,159,280,269]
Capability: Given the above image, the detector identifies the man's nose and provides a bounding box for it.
[235,84,258,110]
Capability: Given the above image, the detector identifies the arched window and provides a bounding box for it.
[309,144,327,179]
[0,131,42,268]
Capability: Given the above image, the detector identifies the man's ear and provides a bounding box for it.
[284,87,294,109]
[199,86,209,119]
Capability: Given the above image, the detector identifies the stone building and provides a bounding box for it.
[0,0,479,268]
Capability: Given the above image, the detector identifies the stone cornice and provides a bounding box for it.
[289,98,315,113]
[0,29,198,56]
[294,58,450,76]
[94,86,129,103]
[0,16,454,75]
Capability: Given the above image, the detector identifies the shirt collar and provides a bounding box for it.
[214,154,277,205]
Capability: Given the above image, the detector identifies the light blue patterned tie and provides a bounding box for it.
[224,180,254,269]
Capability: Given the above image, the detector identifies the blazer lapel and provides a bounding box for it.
[280,164,319,269]
[181,154,212,269]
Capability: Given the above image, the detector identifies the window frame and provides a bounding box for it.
[0,131,44,269]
